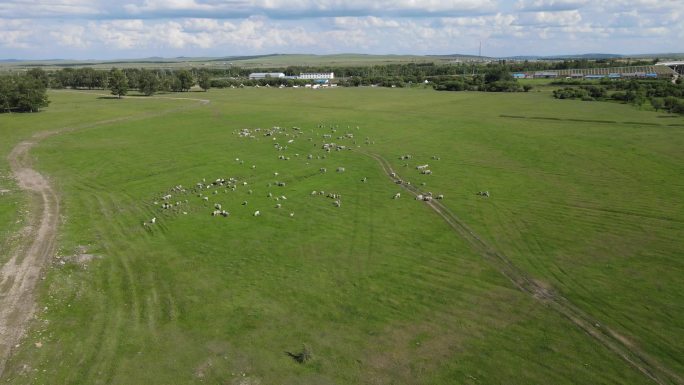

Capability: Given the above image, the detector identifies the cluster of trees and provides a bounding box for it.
[507,58,657,72]
[552,78,684,114]
[0,70,50,113]
[432,67,532,93]
[49,67,211,96]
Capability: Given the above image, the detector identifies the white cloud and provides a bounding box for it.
[515,10,582,26]
[0,0,103,18]
[122,0,498,18]
[516,0,589,12]
[0,0,681,58]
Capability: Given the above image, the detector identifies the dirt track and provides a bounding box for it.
[0,93,209,377]
[0,133,60,376]
[362,150,683,385]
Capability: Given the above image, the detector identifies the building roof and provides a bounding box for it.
[249,72,285,77]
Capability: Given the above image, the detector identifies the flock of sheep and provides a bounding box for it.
[143,122,489,228]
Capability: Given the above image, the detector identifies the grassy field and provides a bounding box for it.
[0,87,682,384]
[0,54,474,72]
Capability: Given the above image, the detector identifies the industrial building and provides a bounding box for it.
[248,72,286,79]
[298,72,334,80]
[518,65,675,80]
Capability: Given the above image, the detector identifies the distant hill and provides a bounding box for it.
[1,53,683,70]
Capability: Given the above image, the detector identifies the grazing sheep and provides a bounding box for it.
[289,212,295,217]
[254,210,261,216]
[416,164,429,170]
[333,200,341,207]
[336,167,345,173]
[361,177,367,183]
[437,194,444,200]
[320,168,327,173]
[390,172,396,178]
[203,196,209,201]
[393,193,401,199]
[275,203,282,208]
[215,203,222,210]
[421,170,432,175]
[416,194,423,200]
[151,217,156,224]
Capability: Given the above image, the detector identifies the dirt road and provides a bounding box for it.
[0,132,60,376]
[0,94,209,377]
[362,150,683,385]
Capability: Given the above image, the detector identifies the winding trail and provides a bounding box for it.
[0,133,60,376]
[361,150,683,385]
[0,93,208,377]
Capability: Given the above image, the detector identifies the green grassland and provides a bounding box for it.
[0,87,682,384]
[0,54,472,71]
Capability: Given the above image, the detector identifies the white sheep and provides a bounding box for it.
[254,210,261,216]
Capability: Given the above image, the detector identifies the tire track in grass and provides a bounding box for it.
[359,150,683,385]
[0,96,209,378]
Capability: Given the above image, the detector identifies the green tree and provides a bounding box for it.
[650,97,664,111]
[175,69,194,92]
[108,68,128,98]
[138,69,159,96]
[0,76,11,112]
[198,71,211,92]
[0,75,50,113]
[26,68,50,88]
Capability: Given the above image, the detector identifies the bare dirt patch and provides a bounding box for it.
[57,245,102,267]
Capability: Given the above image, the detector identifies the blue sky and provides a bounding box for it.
[0,0,682,59]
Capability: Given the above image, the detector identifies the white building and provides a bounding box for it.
[249,72,286,79]
[298,72,334,80]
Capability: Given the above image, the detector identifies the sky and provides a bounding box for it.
[0,0,683,60]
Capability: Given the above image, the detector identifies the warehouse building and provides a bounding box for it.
[249,72,286,79]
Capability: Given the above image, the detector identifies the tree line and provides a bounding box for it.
[552,78,684,114]
[50,67,212,97]
[0,69,50,113]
